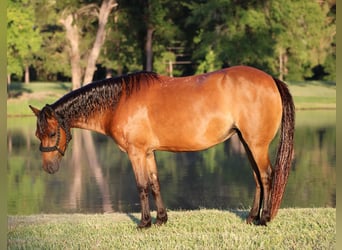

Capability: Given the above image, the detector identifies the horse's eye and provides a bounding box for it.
[49,132,56,138]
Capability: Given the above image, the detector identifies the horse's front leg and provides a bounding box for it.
[128,148,152,228]
[146,152,168,225]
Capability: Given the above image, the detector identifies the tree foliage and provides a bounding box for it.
[187,0,336,80]
[7,0,42,83]
[7,0,336,83]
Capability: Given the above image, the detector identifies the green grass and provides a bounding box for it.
[7,80,336,116]
[295,109,335,128]
[288,81,336,110]
[7,82,72,116]
[8,208,335,249]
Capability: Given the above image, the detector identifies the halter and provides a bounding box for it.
[39,108,72,156]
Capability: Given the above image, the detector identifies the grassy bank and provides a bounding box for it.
[7,80,336,116]
[7,81,72,116]
[8,208,335,249]
[289,81,336,110]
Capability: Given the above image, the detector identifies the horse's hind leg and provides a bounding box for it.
[146,152,168,225]
[247,171,262,224]
[249,146,273,225]
[238,132,273,225]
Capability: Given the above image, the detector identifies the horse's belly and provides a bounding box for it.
[153,114,236,152]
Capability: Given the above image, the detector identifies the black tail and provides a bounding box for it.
[270,78,295,219]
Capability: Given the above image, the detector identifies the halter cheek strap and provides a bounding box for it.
[39,107,72,156]
[39,123,67,156]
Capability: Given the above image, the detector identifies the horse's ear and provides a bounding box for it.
[29,105,40,116]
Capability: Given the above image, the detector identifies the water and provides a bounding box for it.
[7,110,336,215]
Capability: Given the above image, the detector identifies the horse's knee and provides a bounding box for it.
[149,173,161,193]
[137,184,150,203]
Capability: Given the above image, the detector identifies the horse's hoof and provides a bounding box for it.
[155,215,168,226]
[258,219,268,226]
[246,215,259,225]
[137,220,152,229]
[259,213,271,226]
[246,218,254,224]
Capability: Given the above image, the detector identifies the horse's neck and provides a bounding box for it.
[55,102,111,135]
[69,113,109,135]
[54,84,119,135]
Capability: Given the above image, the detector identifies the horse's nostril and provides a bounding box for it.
[43,159,60,174]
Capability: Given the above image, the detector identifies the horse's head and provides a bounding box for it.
[29,104,72,174]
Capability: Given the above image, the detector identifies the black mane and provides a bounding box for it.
[50,71,159,122]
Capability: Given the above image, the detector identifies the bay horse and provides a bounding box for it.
[30,66,295,227]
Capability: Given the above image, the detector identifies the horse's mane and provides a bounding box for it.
[51,71,159,122]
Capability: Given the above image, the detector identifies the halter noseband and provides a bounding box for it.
[39,107,72,156]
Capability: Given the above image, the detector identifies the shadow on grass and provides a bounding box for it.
[126,213,163,227]
[7,82,32,98]
[126,209,250,227]
[126,213,140,225]
[7,82,71,99]
[229,209,249,222]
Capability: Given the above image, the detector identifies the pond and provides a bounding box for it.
[7,110,335,215]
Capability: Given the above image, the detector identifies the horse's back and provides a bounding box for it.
[111,66,283,152]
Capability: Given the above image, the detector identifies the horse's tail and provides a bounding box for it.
[270,78,295,219]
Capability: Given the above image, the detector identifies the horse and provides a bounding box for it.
[30,65,295,228]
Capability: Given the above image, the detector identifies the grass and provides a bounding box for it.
[8,208,335,249]
[288,81,336,110]
[7,80,336,116]
[7,81,72,116]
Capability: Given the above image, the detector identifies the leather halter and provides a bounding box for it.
[39,109,72,156]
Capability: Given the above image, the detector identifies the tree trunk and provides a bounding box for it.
[278,49,289,81]
[61,0,117,88]
[145,27,155,72]
[60,14,82,90]
[24,65,29,84]
[168,60,173,77]
[83,0,118,85]
[278,50,283,81]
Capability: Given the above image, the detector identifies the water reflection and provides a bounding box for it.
[7,110,336,215]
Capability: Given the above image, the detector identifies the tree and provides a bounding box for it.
[268,0,335,80]
[187,0,275,74]
[8,0,336,83]
[186,0,335,81]
[59,0,118,89]
[7,0,42,84]
[59,12,82,89]
[83,0,119,84]
[105,0,184,74]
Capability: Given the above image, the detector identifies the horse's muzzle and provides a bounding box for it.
[43,159,61,174]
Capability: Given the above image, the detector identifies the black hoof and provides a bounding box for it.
[259,212,271,225]
[155,214,168,226]
[246,215,260,225]
[137,220,152,229]
[258,219,268,226]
